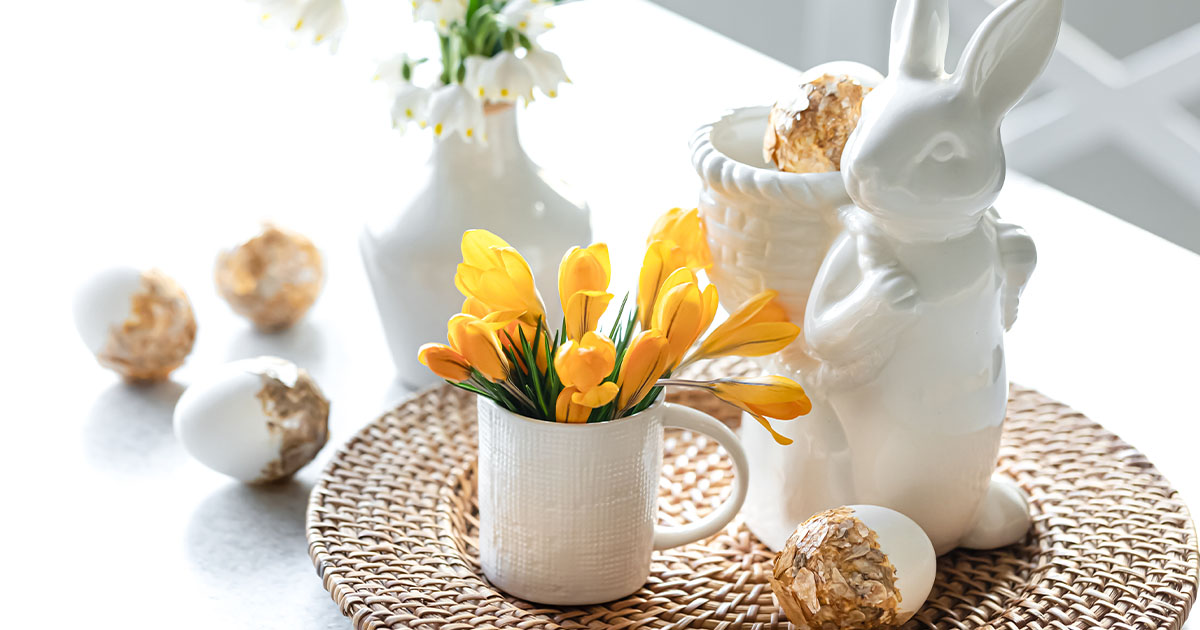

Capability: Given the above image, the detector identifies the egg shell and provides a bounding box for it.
[73,266,144,354]
[173,359,292,482]
[798,61,884,88]
[849,505,936,622]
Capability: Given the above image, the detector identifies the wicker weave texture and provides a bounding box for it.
[307,359,1199,630]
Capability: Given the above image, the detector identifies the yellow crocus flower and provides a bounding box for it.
[554,331,616,392]
[555,387,591,423]
[710,375,810,445]
[564,289,614,341]
[572,381,618,407]
[447,313,510,382]
[455,230,546,325]
[651,268,718,369]
[709,375,812,419]
[461,229,511,268]
[647,207,712,271]
[616,330,670,412]
[637,240,689,329]
[558,243,613,340]
[417,343,472,382]
[656,374,809,445]
[685,289,801,366]
[558,243,611,310]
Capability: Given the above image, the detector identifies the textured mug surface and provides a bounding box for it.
[476,398,749,605]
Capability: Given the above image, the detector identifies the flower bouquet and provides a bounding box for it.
[417,208,813,603]
[418,207,811,443]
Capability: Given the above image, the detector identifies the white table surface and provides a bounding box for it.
[2,0,1197,627]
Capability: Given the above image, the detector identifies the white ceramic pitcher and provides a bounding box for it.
[476,397,749,605]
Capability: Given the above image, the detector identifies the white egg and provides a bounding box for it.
[74,266,145,355]
[770,504,936,628]
[74,266,196,382]
[173,356,329,483]
[799,60,885,88]
[849,505,936,622]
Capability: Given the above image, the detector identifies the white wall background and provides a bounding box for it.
[652,0,1200,254]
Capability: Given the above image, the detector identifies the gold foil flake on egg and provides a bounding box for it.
[764,74,869,174]
[215,224,324,332]
[252,359,330,483]
[770,507,902,630]
[98,269,197,383]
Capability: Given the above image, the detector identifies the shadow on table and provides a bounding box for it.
[186,479,312,586]
[83,380,187,476]
[186,479,350,627]
[225,319,326,367]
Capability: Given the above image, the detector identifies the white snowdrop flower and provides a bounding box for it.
[390,83,432,132]
[461,55,489,99]
[476,51,534,103]
[258,0,348,50]
[500,0,554,38]
[424,84,486,142]
[522,46,569,98]
[413,0,468,33]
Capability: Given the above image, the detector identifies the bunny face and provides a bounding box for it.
[842,76,1004,239]
[843,0,1063,241]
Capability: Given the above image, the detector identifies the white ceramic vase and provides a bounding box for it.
[476,397,749,605]
[361,104,591,387]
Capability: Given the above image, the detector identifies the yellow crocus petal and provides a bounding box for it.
[647,207,712,271]
[710,376,812,419]
[417,343,472,382]
[616,330,670,411]
[713,290,780,333]
[498,247,546,320]
[554,331,616,391]
[462,296,491,318]
[654,267,696,309]
[700,284,719,334]
[693,289,800,360]
[564,290,613,341]
[454,263,485,302]
[447,314,510,382]
[558,243,611,312]
[652,281,705,369]
[698,321,802,359]
[555,387,591,423]
[572,381,618,407]
[461,229,511,268]
[745,411,794,446]
[637,240,688,329]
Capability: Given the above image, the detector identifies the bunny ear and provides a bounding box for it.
[955,0,1063,119]
[889,0,950,78]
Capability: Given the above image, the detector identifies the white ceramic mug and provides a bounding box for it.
[476,397,749,605]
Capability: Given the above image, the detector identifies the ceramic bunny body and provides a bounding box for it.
[800,0,1059,554]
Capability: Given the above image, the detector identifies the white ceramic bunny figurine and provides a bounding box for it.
[802,0,1060,554]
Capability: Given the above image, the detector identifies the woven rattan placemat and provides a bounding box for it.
[307,358,1199,630]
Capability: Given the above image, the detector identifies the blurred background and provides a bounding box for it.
[655,0,1200,253]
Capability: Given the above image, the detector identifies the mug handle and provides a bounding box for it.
[653,402,750,550]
